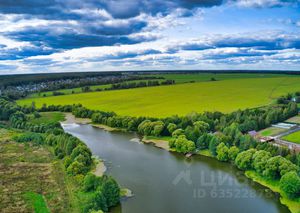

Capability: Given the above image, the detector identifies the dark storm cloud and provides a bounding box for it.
[103,0,223,19]
[0,0,223,19]
[0,46,55,60]
[6,27,155,50]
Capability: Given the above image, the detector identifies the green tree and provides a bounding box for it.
[173,135,196,153]
[208,136,220,156]
[167,123,177,135]
[228,146,239,161]
[196,133,213,150]
[83,173,100,192]
[234,149,256,170]
[94,190,108,212]
[67,161,85,176]
[263,156,299,179]
[252,150,271,175]
[152,121,164,136]
[102,176,120,207]
[172,129,184,138]
[216,143,229,162]
[280,171,300,198]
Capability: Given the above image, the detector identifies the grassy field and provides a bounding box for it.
[0,128,71,212]
[286,115,300,124]
[149,73,286,83]
[259,127,287,137]
[28,73,284,98]
[282,131,300,144]
[18,74,300,117]
[28,112,65,125]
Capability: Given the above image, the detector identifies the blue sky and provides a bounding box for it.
[0,0,299,74]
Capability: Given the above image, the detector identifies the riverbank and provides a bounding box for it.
[61,114,300,211]
[62,113,126,132]
[91,123,123,132]
[61,113,91,124]
[62,115,133,200]
[195,148,300,213]
[92,157,107,177]
[245,171,300,213]
[142,136,170,151]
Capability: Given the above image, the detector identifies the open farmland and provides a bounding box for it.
[18,75,300,117]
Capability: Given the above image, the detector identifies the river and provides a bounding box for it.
[63,123,290,213]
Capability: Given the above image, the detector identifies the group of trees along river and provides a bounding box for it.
[0,98,121,213]
[1,89,300,209]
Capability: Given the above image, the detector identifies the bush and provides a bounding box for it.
[13,132,44,145]
[67,161,85,176]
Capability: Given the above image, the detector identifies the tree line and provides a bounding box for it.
[50,80,176,97]
[0,98,121,212]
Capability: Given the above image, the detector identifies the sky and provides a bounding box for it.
[0,0,299,74]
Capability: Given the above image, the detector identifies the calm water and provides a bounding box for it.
[63,124,290,213]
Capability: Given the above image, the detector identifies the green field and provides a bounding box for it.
[282,131,300,144]
[149,73,286,83]
[18,74,300,117]
[286,115,300,124]
[28,112,65,124]
[259,127,287,137]
[28,73,285,98]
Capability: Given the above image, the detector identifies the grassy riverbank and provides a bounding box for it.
[245,171,300,213]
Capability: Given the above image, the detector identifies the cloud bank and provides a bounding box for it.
[0,0,299,73]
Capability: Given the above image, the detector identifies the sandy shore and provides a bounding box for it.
[93,159,107,177]
[61,113,91,124]
[142,138,169,151]
[91,123,118,132]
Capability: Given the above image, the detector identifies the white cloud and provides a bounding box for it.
[230,0,299,8]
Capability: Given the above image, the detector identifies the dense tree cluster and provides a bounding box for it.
[277,92,300,104]
[83,174,120,212]
[232,148,300,198]
[45,133,93,176]
[169,135,195,153]
[13,132,45,145]
[0,98,121,212]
